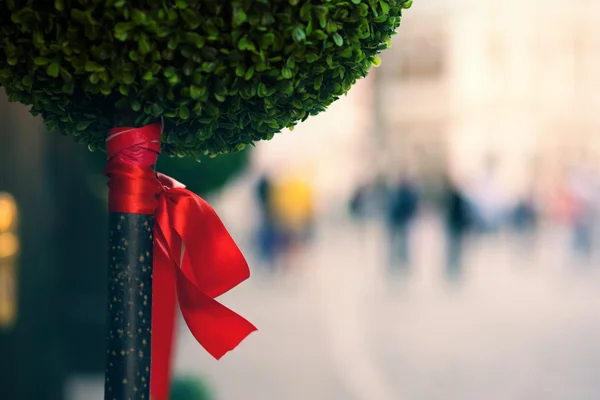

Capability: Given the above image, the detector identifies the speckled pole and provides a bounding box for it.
[105,213,153,400]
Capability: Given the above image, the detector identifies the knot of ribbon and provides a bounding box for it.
[104,122,256,400]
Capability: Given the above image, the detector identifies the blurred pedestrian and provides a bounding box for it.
[271,173,315,270]
[349,184,370,220]
[567,164,600,262]
[255,174,278,269]
[387,175,419,267]
[512,195,538,233]
[443,176,470,275]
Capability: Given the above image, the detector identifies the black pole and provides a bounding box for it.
[105,212,154,400]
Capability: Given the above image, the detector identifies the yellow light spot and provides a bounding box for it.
[122,379,127,384]
[0,232,19,258]
[0,193,18,232]
[139,255,145,262]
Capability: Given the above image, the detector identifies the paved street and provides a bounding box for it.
[68,212,600,400]
[173,212,600,400]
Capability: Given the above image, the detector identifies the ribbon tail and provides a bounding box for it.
[175,266,257,359]
[150,227,178,400]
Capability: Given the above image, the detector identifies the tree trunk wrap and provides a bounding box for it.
[106,213,154,400]
[104,124,162,400]
[104,122,256,400]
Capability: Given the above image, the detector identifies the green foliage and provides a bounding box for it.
[170,376,213,400]
[0,0,412,157]
[156,150,249,195]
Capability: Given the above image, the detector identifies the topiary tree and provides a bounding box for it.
[0,1,412,400]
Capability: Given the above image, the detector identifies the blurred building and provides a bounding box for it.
[378,0,600,201]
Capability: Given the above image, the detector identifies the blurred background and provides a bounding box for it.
[3,1,600,399]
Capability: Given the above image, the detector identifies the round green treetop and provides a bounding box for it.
[0,0,412,157]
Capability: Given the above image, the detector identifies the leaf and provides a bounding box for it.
[85,61,104,72]
[235,65,246,77]
[138,37,151,54]
[131,100,142,112]
[300,2,312,21]
[47,62,60,78]
[132,9,147,25]
[179,106,190,119]
[232,8,247,27]
[238,36,256,52]
[292,26,306,42]
[281,67,293,79]
[332,32,344,47]
[181,9,201,29]
[0,69,12,79]
[380,1,390,14]
[34,57,51,66]
[189,85,203,99]
[185,33,206,48]
[156,26,170,38]
[259,33,275,48]
[150,103,164,116]
[76,121,93,131]
[244,65,255,80]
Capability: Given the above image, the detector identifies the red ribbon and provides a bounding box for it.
[104,123,256,400]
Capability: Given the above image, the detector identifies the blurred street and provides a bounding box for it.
[168,210,600,400]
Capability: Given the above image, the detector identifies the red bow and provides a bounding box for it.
[105,123,256,400]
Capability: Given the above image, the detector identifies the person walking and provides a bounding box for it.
[387,175,419,267]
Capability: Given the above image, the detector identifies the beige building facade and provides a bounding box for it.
[378,0,600,199]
